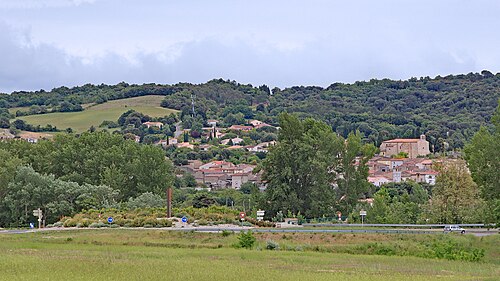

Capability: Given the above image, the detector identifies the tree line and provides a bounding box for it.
[0,132,174,227]
[1,72,499,151]
[261,105,499,224]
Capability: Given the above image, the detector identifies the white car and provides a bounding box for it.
[443,225,465,234]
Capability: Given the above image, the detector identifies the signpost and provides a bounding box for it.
[256,210,265,222]
[336,211,342,222]
[179,216,188,228]
[239,212,246,226]
[359,210,367,226]
[32,208,43,229]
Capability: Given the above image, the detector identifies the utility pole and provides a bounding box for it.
[166,188,172,218]
[191,93,196,117]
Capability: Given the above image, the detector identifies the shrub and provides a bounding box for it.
[429,238,485,262]
[63,219,78,227]
[143,217,158,227]
[89,222,107,228]
[266,240,280,250]
[80,219,92,227]
[53,222,63,227]
[237,231,256,249]
[132,217,145,227]
[197,219,209,226]
[156,219,173,227]
[221,230,233,237]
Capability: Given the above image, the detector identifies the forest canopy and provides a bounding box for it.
[1,72,499,151]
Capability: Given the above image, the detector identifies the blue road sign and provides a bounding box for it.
[181,216,188,223]
[29,223,34,229]
[107,217,114,223]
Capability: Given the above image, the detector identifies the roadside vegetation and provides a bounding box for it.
[0,229,498,281]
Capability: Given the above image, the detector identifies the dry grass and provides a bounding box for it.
[18,96,177,132]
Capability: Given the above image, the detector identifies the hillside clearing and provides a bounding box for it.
[17,96,176,132]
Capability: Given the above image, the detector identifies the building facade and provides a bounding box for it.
[379,135,430,158]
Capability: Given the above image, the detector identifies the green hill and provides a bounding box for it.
[18,95,177,132]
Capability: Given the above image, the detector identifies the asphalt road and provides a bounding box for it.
[1,227,497,236]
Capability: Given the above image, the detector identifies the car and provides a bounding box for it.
[443,225,465,234]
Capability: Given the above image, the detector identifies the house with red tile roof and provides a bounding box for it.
[228,125,253,131]
[143,121,164,129]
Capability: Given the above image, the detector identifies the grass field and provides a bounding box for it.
[17,96,177,132]
[0,229,497,281]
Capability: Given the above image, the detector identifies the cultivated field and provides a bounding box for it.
[0,229,497,281]
[17,96,177,132]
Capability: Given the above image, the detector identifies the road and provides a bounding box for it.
[1,226,497,236]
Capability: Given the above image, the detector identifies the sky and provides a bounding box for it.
[0,0,499,93]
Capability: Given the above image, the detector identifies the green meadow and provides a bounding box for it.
[17,96,177,132]
[0,229,497,281]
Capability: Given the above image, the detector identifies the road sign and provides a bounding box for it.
[107,217,114,223]
[239,212,246,221]
[181,216,188,223]
[33,209,41,216]
[29,223,34,229]
[359,210,367,225]
[256,210,265,221]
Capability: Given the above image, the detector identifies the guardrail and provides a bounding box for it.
[176,228,436,234]
[302,223,496,228]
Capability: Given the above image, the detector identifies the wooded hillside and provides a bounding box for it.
[1,71,498,150]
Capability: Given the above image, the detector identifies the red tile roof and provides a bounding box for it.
[383,139,420,143]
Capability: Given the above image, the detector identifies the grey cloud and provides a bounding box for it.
[0,0,96,9]
[0,21,493,94]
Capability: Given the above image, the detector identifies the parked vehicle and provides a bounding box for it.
[443,225,465,234]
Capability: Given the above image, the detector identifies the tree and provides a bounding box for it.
[427,160,484,224]
[0,166,118,227]
[127,192,164,209]
[190,121,203,138]
[262,113,344,218]
[464,101,500,201]
[183,173,197,187]
[0,149,22,197]
[337,132,376,214]
[192,194,217,208]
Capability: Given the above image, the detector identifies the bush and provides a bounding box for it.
[143,217,158,227]
[429,238,485,262]
[80,219,92,227]
[197,219,209,226]
[63,219,78,227]
[89,222,107,228]
[237,231,256,249]
[221,230,233,237]
[266,240,280,250]
[156,219,173,227]
[132,217,145,227]
[53,222,63,227]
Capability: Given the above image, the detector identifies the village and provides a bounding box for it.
[1,119,442,192]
